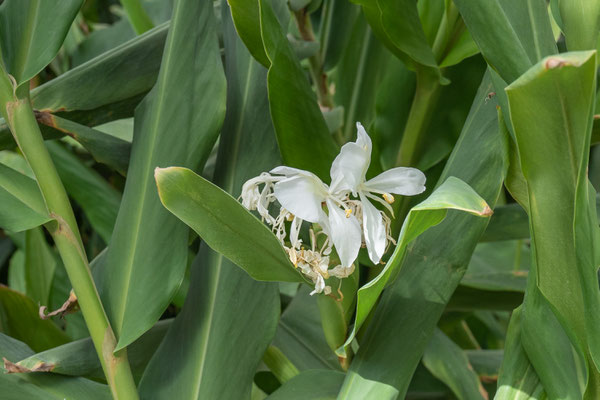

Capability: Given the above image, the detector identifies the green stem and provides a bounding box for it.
[293,9,345,144]
[120,0,154,35]
[393,67,441,230]
[395,67,441,168]
[0,72,138,400]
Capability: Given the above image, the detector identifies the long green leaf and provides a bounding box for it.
[0,23,168,151]
[257,0,339,180]
[0,0,83,86]
[0,333,111,400]
[558,0,600,50]
[453,0,556,83]
[506,50,600,397]
[137,8,281,398]
[495,307,547,400]
[0,285,70,352]
[15,319,171,383]
[422,329,487,400]
[23,227,56,306]
[96,0,227,350]
[338,73,508,398]
[338,176,492,357]
[351,0,437,69]
[155,167,302,283]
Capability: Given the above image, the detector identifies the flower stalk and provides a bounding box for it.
[0,70,138,400]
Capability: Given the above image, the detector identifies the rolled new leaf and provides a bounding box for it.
[155,166,304,283]
[337,176,492,357]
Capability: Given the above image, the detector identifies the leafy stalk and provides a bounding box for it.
[0,68,138,400]
[120,0,154,35]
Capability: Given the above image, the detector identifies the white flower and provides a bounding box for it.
[270,166,361,269]
[329,122,426,264]
[239,121,426,296]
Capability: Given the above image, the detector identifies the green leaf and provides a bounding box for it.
[15,319,172,383]
[422,329,487,400]
[47,141,121,243]
[96,0,227,350]
[495,307,547,400]
[453,0,557,83]
[557,0,600,50]
[155,166,301,283]
[272,286,341,371]
[0,0,83,86]
[460,241,529,293]
[338,73,508,398]
[0,162,50,232]
[338,176,491,357]
[138,9,281,398]
[352,0,437,69]
[257,0,339,181]
[0,286,70,352]
[0,23,169,151]
[0,333,111,400]
[506,50,599,397]
[480,203,529,242]
[267,370,346,400]
[23,227,56,306]
[39,116,130,175]
[321,0,361,71]
[228,0,269,67]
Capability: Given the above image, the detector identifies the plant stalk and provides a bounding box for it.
[393,66,441,231]
[0,72,138,400]
[120,0,154,35]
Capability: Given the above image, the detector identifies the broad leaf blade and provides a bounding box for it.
[506,50,599,397]
[453,0,556,83]
[139,10,280,397]
[0,333,111,400]
[0,0,83,86]
[257,0,339,181]
[155,166,302,283]
[96,0,227,350]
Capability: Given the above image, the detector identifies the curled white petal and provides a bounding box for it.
[273,175,328,223]
[326,199,361,268]
[363,167,426,196]
[359,193,386,265]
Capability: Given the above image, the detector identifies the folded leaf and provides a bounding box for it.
[155,167,303,283]
[338,176,492,357]
[0,163,50,232]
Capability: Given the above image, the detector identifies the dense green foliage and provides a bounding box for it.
[0,0,599,399]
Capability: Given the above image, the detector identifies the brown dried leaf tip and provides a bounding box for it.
[39,290,78,320]
[545,58,571,69]
[3,358,54,374]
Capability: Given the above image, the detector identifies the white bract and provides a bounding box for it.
[240,122,425,295]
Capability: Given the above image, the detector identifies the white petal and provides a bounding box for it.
[355,122,372,151]
[359,193,386,264]
[364,167,426,196]
[329,122,373,194]
[273,175,328,223]
[310,275,326,295]
[326,199,361,268]
[289,216,303,248]
[270,166,310,176]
